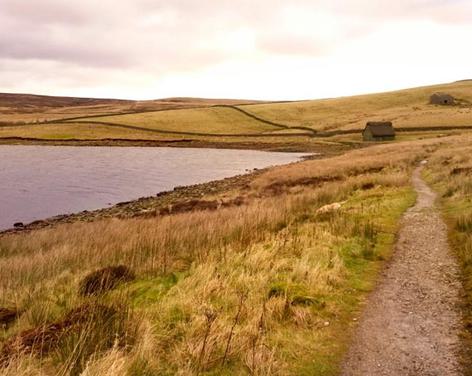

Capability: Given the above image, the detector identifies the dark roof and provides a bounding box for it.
[431,92,454,98]
[364,122,395,137]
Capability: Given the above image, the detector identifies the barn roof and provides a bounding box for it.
[364,122,395,137]
[431,92,454,98]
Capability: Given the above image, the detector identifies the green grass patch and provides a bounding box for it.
[124,272,183,308]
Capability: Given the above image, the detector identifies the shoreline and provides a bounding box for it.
[0,136,337,153]
[0,152,328,237]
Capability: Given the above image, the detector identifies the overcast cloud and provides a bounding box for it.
[0,0,471,100]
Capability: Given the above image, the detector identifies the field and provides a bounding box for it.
[91,107,283,135]
[0,137,446,375]
[0,93,264,124]
[1,84,472,374]
[243,81,472,131]
[1,81,472,150]
[0,123,334,153]
[0,123,181,141]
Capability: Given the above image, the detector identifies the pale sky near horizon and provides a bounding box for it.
[0,0,471,100]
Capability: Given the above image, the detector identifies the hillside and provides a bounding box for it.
[2,84,472,374]
[243,80,472,131]
[0,138,430,374]
[2,134,472,374]
[0,93,265,124]
[1,81,472,151]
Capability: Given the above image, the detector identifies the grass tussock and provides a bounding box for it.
[0,139,442,375]
[0,309,18,328]
[78,266,135,296]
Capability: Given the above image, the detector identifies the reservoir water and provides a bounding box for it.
[0,145,307,231]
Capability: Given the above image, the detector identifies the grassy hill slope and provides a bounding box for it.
[1,81,472,150]
[241,81,472,131]
[0,93,264,124]
[90,106,284,135]
[1,138,438,375]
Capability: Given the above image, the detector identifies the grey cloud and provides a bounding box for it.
[0,1,229,69]
[0,0,470,98]
[0,30,133,67]
[0,0,93,25]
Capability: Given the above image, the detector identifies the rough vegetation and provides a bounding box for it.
[0,138,444,375]
[424,138,472,374]
[0,302,132,375]
[78,266,135,296]
[0,93,263,124]
[245,81,472,132]
[1,83,472,374]
[0,309,18,328]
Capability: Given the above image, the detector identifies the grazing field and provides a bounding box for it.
[0,123,181,141]
[0,93,264,124]
[0,138,445,375]
[91,106,282,135]
[0,123,332,152]
[1,81,472,149]
[240,81,472,132]
[0,93,132,123]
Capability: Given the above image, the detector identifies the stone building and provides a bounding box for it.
[362,121,395,141]
[430,93,455,105]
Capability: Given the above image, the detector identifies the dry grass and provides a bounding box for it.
[80,81,472,137]
[0,94,263,124]
[91,107,279,135]
[423,134,472,374]
[0,81,472,144]
[0,123,180,140]
[242,81,472,131]
[0,123,337,153]
[3,82,471,148]
[0,139,444,375]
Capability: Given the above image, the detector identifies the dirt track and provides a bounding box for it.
[341,165,463,375]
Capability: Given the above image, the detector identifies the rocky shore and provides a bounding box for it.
[1,150,329,237]
[0,136,346,153]
[0,170,261,236]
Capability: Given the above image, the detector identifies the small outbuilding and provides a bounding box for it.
[430,93,455,106]
[362,121,395,141]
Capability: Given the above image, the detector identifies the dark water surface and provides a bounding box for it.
[0,146,308,230]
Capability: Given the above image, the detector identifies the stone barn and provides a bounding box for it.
[430,93,455,105]
[362,121,395,141]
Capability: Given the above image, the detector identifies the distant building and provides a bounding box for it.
[362,122,395,141]
[430,93,455,105]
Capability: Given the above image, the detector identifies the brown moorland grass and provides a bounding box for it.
[2,82,471,150]
[0,138,447,375]
[424,136,472,374]
[240,81,472,131]
[0,123,338,152]
[0,309,17,328]
[0,93,264,124]
[78,266,136,296]
[90,107,281,135]
[0,123,182,140]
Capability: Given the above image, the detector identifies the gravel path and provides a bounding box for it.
[341,165,463,375]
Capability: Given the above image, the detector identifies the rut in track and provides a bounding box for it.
[341,165,463,376]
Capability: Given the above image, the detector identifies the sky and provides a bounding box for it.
[0,0,471,100]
